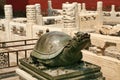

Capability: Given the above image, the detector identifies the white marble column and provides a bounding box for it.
[4,5,13,41]
[26,5,36,24]
[35,4,43,25]
[26,5,36,39]
[96,1,103,32]
[4,5,13,20]
[97,1,102,12]
[78,3,81,13]
[62,3,78,36]
[111,5,116,18]
[35,4,41,15]
[81,3,86,13]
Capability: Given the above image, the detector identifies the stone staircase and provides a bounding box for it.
[0,67,19,80]
[1,76,19,80]
[0,71,19,80]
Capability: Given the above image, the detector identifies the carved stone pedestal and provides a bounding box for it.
[17,58,105,80]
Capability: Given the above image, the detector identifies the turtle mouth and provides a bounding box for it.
[80,33,90,41]
[75,32,90,42]
[79,33,91,49]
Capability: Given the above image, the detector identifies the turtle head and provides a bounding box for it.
[74,32,91,49]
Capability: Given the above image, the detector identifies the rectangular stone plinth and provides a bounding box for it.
[18,58,105,80]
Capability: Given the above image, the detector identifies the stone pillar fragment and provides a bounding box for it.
[62,3,77,28]
[4,5,13,41]
[111,5,116,18]
[78,3,81,13]
[35,4,43,25]
[62,3,78,36]
[35,4,41,15]
[4,5,13,20]
[26,5,36,24]
[81,3,86,13]
[96,1,103,32]
[26,5,36,39]
[97,1,102,12]
[48,0,53,16]
[111,5,115,12]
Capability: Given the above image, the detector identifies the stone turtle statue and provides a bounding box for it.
[30,31,91,67]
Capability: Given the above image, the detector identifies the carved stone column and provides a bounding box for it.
[62,2,78,36]
[111,5,116,18]
[26,5,36,39]
[96,1,103,32]
[35,4,43,25]
[26,5,36,24]
[4,5,13,20]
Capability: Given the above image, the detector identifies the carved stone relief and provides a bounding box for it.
[80,15,96,21]
[19,27,26,36]
[62,3,77,28]
[0,53,8,68]
[103,12,111,16]
[11,26,26,36]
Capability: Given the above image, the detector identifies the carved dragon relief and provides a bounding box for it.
[62,3,76,27]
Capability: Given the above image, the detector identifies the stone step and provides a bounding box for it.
[0,67,19,80]
[1,76,19,80]
[0,71,17,79]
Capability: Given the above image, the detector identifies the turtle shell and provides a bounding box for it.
[31,31,72,60]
